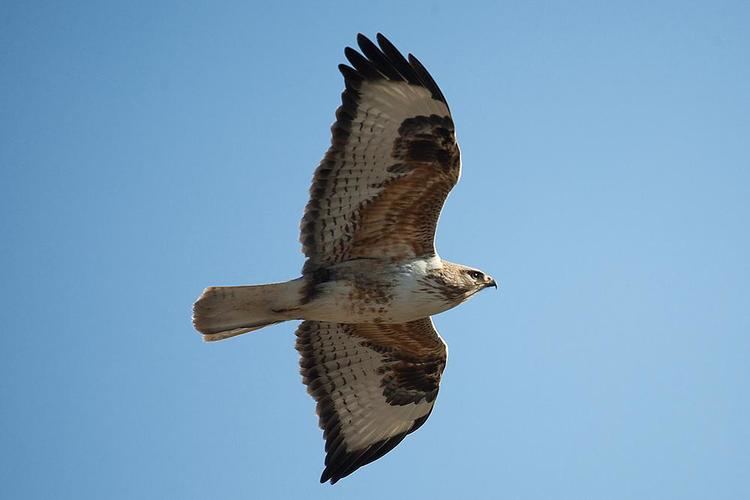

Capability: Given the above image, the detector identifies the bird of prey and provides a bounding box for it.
[193,33,496,484]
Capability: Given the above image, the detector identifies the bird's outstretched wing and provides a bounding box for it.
[296,318,447,484]
[300,33,460,273]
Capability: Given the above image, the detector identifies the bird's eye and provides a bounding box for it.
[468,270,483,280]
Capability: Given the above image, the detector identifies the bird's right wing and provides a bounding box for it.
[295,318,447,484]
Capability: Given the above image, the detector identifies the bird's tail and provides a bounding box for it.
[192,279,304,342]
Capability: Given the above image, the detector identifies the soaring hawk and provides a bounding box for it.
[193,33,496,484]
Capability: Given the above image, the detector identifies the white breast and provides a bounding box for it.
[301,256,450,324]
[386,255,450,320]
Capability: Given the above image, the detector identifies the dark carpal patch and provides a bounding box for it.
[392,114,459,173]
[386,162,413,174]
[376,352,443,405]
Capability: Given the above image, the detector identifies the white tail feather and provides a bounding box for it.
[192,280,303,342]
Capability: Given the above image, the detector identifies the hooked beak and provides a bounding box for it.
[484,276,497,289]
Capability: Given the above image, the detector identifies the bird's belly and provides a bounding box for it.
[301,279,452,324]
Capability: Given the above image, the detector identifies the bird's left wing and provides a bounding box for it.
[295,318,447,484]
[300,34,460,273]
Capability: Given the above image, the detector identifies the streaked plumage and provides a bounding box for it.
[193,33,496,484]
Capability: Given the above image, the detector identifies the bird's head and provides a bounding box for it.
[460,266,497,292]
[431,262,497,303]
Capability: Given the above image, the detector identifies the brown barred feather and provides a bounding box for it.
[296,319,446,484]
[300,33,459,273]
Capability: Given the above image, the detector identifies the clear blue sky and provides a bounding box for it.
[2,1,748,498]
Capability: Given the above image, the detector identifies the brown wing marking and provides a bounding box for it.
[295,318,447,484]
[347,114,460,260]
[300,34,460,273]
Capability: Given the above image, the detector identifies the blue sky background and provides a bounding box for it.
[2,1,749,498]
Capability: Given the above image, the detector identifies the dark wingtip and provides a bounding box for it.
[338,63,362,89]
[320,467,337,484]
[408,52,449,107]
[344,46,382,79]
[351,33,448,106]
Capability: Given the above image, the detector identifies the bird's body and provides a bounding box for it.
[193,33,496,484]
[302,256,448,324]
[196,256,494,333]
[302,256,492,323]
